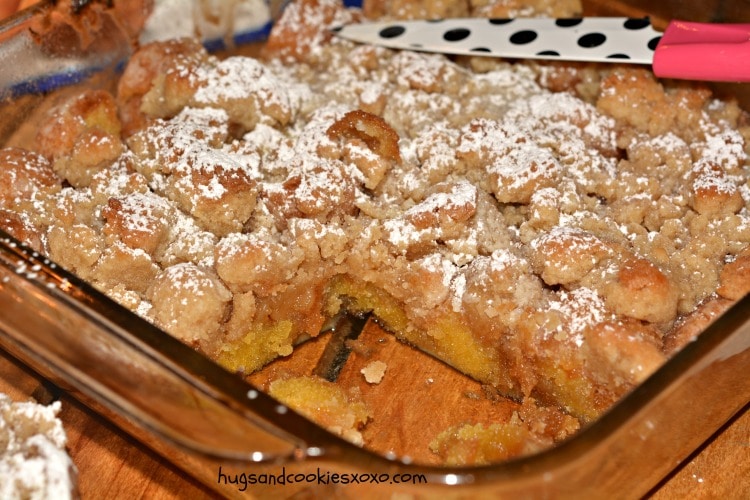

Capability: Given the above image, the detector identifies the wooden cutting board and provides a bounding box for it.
[0,321,747,499]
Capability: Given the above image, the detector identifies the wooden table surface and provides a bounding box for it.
[0,336,748,500]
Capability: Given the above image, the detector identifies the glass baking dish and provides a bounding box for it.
[0,1,748,498]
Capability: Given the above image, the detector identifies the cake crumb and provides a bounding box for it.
[268,376,371,446]
[0,393,76,499]
[361,360,387,384]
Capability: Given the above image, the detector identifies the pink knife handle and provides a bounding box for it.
[653,20,750,82]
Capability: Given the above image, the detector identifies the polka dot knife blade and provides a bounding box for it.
[333,18,750,82]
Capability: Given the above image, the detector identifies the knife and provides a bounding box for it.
[333,17,750,82]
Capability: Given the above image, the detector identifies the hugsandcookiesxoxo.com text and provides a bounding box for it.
[217,466,428,491]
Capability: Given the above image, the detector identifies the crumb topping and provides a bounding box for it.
[0,394,75,500]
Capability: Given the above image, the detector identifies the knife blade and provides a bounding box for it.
[333,17,750,82]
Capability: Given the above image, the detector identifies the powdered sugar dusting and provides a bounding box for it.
[194,57,296,115]
[0,394,74,500]
[548,288,612,346]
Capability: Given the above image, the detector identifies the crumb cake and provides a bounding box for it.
[0,393,77,499]
[2,0,750,462]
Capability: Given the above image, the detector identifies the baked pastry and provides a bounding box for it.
[268,375,372,446]
[0,393,77,499]
[2,0,749,462]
